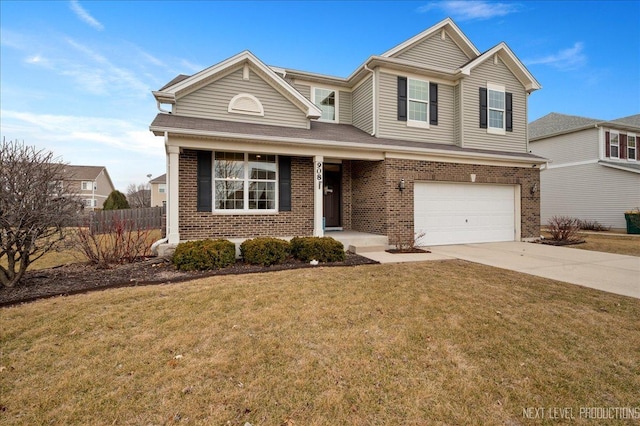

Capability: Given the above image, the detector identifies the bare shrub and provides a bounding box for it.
[391,231,427,252]
[576,219,611,232]
[73,217,154,268]
[547,216,581,242]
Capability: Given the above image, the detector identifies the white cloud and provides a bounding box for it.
[69,0,104,31]
[179,59,205,74]
[524,42,587,70]
[418,1,521,21]
[0,110,165,190]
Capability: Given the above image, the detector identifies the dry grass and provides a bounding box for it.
[542,231,640,257]
[2,261,639,425]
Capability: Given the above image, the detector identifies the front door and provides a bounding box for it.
[323,164,342,228]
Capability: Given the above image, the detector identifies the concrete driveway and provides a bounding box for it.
[427,242,640,299]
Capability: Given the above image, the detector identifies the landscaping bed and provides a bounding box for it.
[0,253,378,307]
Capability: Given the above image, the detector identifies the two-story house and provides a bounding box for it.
[149,174,167,207]
[61,165,115,210]
[529,112,640,229]
[150,18,543,251]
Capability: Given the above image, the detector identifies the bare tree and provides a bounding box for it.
[0,139,80,287]
[126,183,150,208]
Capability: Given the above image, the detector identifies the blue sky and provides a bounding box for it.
[1,1,639,190]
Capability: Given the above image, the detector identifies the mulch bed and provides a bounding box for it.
[537,239,586,246]
[0,253,378,308]
[385,248,431,254]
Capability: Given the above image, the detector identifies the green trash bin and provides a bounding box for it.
[624,212,640,234]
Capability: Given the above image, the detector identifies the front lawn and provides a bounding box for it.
[542,231,640,257]
[1,261,639,424]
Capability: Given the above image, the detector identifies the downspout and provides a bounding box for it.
[151,130,170,255]
[156,100,172,114]
[364,64,376,136]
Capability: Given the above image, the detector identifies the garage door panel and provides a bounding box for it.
[414,182,516,246]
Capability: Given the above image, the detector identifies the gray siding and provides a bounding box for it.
[453,83,461,146]
[377,72,455,144]
[530,128,600,165]
[339,90,352,125]
[176,68,308,129]
[352,76,373,134]
[540,163,640,229]
[393,31,470,69]
[294,83,311,100]
[461,57,528,152]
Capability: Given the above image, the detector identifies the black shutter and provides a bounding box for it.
[197,150,212,212]
[278,156,291,212]
[505,92,513,132]
[397,76,407,121]
[429,82,438,125]
[479,87,488,128]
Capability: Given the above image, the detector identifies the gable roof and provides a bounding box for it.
[530,112,640,141]
[459,42,541,92]
[153,50,322,119]
[381,18,480,59]
[61,165,106,181]
[149,173,166,184]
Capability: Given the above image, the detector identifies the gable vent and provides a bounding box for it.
[228,93,264,116]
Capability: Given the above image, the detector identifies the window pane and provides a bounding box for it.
[408,100,427,122]
[314,88,335,121]
[628,136,636,148]
[248,154,276,180]
[408,79,428,101]
[214,152,244,179]
[610,146,619,158]
[489,90,504,109]
[215,181,244,210]
[610,134,619,145]
[489,110,503,129]
[249,181,275,210]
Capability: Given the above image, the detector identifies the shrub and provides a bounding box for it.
[290,236,345,263]
[74,217,155,268]
[240,237,290,266]
[547,216,581,242]
[103,190,130,210]
[172,239,236,271]
[576,219,610,232]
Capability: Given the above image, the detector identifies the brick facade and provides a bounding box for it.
[176,151,539,243]
[178,150,314,240]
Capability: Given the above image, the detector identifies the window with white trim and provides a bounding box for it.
[214,152,276,211]
[610,132,619,159]
[158,184,166,193]
[408,78,429,127]
[81,181,94,191]
[488,84,505,131]
[83,199,96,207]
[312,88,337,122]
[628,134,637,160]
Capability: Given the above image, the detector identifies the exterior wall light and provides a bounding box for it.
[399,178,405,192]
[530,182,538,194]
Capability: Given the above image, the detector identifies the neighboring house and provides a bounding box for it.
[150,18,544,249]
[149,174,167,207]
[529,112,640,229]
[61,165,115,210]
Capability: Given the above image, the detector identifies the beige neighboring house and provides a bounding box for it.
[149,174,167,207]
[529,112,640,229]
[150,17,545,249]
[61,165,115,210]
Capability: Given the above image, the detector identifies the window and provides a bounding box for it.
[214,152,276,211]
[610,132,620,159]
[408,78,429,127]
[313,88,336,121]
[81,181,94,191]
[488,84,505,132]
[628,134,637,160]
[480,84,512,133]
[158,184,166,193]
[83,199,96,207]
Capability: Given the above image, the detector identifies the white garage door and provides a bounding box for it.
[414,182,517,246]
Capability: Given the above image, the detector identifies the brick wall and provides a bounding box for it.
[384,158,540,241]
[341,161,353,230]
[178,150,314,240]
[351,160,387,235]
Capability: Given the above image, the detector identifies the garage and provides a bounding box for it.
[414,182,518,246]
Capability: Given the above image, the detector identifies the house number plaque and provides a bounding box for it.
[316,161,323,189]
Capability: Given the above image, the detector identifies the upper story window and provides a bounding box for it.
[214,152,277,212]
[397,76,438,127]
[610,132,620,159]
[408,78,429,127]
[81,181,94,191]
[480,84,512,134]
[628,134,637,160]
[312,88,337,122]
[158,184,166,193]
